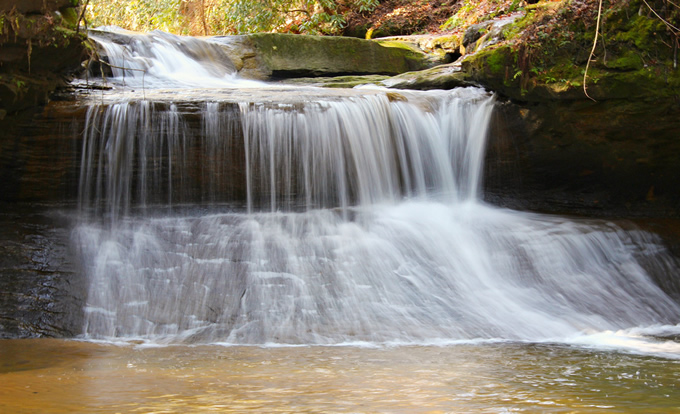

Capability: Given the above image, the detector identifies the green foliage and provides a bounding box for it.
[60,7,80,28]
[441,0,523,31]
[355,0,379,13]
[86,0,188,33]
[222,0,281,34]
[85,0,379,35]
[441,2,475,31]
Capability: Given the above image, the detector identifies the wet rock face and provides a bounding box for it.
[0,207,85,338]
[0,100,85,339]
[482,98,680,218]
[0,1,88,340]
[0,103,83,203]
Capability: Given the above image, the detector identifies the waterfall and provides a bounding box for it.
[74,30,680,347]
[78,88,493,217]
[88,27,253,88]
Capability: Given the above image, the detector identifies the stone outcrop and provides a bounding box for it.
[244,33,431,78]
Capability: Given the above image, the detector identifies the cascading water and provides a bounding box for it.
[78,89,491,216]
[88,27,243,88]
[74,29,680,352]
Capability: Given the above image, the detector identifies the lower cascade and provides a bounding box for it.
[72,30,680,349]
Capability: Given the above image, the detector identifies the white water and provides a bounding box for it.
[88,27,261,88]
[78,88,493,217]
[75,30,680,356]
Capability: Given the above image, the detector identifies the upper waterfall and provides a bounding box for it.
[88,27,256,88]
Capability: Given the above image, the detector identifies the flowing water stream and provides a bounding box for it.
[2,29,679,412]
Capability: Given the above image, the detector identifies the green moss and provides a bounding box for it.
[501,10,537,40]
[611,14,666,50]
[474,45,516,78]
[249,33,429,76]
[433,34,461,46]
[421,0,679,104]
[459,45,524,96]
[60,7,80,29]
[537,57,583,85]
[54,24,78,40]
[440,0,475,31]
[605,52,644,71]
[485,50,507,75]
[507,0,523,14]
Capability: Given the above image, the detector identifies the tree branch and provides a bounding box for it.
[583,0,604,102]
[641,0,680,34]
[76,0,91,34]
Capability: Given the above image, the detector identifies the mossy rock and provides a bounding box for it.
[59,6,79,28]
[247,33,431,79]
[604,51,645,71]
[460,45,523,96]
[383,64,476,90]
[0,3,86,118]
[388,3,680,216]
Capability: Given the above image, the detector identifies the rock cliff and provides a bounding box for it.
[382,0,680,217]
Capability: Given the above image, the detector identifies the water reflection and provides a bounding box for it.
[1,339,678,413]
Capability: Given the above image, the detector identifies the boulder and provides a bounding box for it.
[238,33,432,79]
[462,22,493,53]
